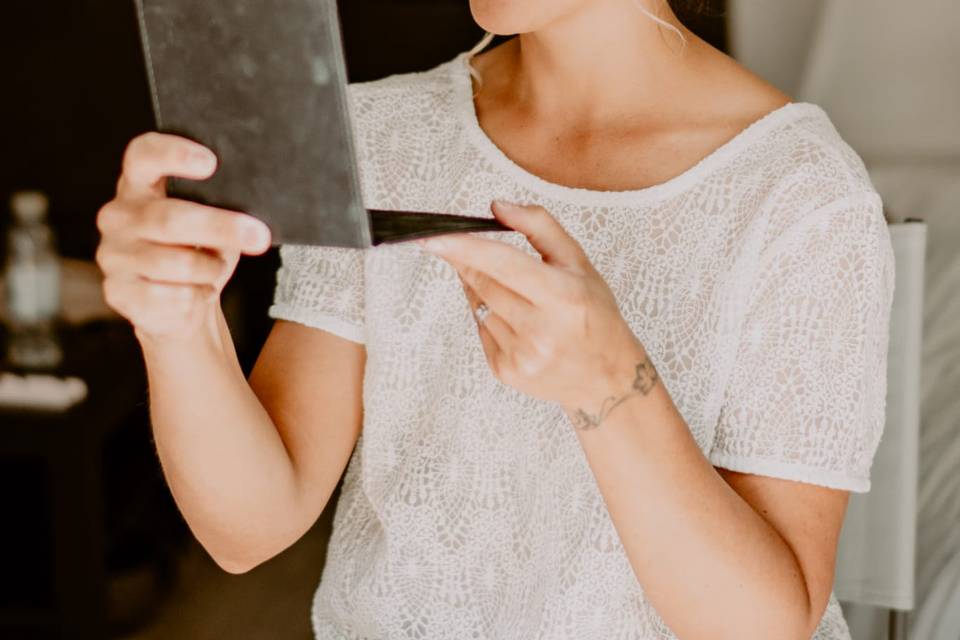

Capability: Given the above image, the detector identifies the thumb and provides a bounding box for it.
[214,250,241,293]
[491,200,588,269]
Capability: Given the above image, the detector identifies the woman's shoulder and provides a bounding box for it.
[764,103,876,198]
[700,56,886,263]
[702,51,877,209]
[341,52,472,207]
[745,103,884,246]
[345,53,466,129]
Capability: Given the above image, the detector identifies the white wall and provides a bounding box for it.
[731,0,960,162]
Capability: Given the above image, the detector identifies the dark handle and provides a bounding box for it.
[368,210,516,246]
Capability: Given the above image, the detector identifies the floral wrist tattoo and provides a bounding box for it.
[571,355,659,431]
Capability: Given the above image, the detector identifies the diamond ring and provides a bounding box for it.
[474,302,491,325]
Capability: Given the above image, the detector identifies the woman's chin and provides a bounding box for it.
[468,0,541,36]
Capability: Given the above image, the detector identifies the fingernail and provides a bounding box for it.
[243,220,270,250]
[493,199,522,212]
[421,236,449,251]
[191,147,217,171]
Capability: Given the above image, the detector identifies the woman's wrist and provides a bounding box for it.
[136,302,229,365]
[560,337,657,430]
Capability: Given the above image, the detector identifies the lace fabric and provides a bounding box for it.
[268,51,895,639]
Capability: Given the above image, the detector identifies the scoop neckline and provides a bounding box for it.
[451,51,826,207]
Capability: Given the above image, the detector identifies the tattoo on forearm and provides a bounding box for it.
[571,355,659,431]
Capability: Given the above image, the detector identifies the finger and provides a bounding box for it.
[458,272,518,351]
[458,275,518,387]
[490,200,590,270]
[449,255,534,332]
[103,276,215,326]
[119,132,218,198]
[138,198,271,255]
[465,296,509,379]
[128,244,228,286]
[215,249,242,290]
[420,234,563,305]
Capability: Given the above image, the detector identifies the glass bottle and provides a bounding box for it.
[4,191,62,369]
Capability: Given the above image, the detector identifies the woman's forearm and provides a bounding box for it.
[138,306,305,573]
[562,345,815,640]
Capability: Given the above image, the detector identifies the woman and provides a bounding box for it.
[95,0,895,637]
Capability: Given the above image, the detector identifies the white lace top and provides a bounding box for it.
[268,50,895,640]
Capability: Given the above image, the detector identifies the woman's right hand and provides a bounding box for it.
[96,132,272,343]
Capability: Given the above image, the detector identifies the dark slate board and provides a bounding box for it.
[135,0,368,247]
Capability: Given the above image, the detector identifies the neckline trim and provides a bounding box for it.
[450,51,826,207]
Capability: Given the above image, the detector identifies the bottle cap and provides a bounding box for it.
[11,191,49,224]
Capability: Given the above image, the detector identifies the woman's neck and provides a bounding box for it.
[496,1,708,129]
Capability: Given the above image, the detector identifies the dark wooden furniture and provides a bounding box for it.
[0,322,147,639]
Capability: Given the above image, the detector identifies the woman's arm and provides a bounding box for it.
[141,313,364,575]
[97,132,363,574]
[421,200,867,640]
[560,342,847,640]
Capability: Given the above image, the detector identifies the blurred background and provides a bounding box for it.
[0,1,956,639]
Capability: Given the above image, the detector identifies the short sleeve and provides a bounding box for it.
[267,244,366,344]
[709,193,896,492]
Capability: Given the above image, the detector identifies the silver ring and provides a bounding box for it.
[474,302,491,325]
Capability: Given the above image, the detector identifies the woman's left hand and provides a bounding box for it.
[417,200,648,414]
